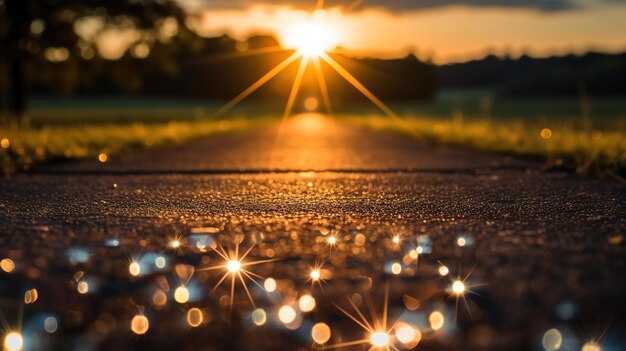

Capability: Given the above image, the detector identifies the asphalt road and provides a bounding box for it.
[1,114,624,351]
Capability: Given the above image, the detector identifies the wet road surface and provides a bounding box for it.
[1,114,625,351]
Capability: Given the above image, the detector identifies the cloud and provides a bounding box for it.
[187,0,580,12]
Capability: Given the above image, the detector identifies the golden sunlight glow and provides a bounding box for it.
[3,332,23,351]
[370,331,390,347]
[282,11,339,57]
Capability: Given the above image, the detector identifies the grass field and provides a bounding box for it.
[1,96,625,177]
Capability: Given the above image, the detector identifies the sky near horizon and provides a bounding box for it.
[180,0,626,64]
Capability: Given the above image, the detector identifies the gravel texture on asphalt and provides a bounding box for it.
[1,115,624,351]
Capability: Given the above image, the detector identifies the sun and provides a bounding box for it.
[282,12,339,57]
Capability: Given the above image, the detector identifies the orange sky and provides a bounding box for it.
[187,2,626,64]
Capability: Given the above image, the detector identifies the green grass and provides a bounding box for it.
[0,117,270,173]
[1,96,625,178]
[343,114,626,178]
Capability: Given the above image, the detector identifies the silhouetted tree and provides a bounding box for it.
[0,0,201,122]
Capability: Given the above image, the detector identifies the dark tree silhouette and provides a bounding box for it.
[0,0,201,122]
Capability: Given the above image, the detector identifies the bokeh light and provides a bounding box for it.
[174,286,190,303]
[311,322,331,344]
[1,258,15,273]
[542,328,563,351]
[252,308,267,326]
[187,308,203,327]
[131,315,150,335]
[395,324,416,344]
[264,278,277,292]
[44,317,58,333]
[298,294,316,312]
[278,305,297,324]
[429,311,445,330]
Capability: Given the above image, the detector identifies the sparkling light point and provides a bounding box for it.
[226,260,241,273]
[3,332,23,351]
[370,331,390,347]
[452,280,465,295]
[310,269,321,281]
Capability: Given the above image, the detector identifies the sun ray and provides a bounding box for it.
[323,339,370,349]
[213,272,230,289]
[241,258,283,266]
[319,52,398,119]
[214,51,302,116]
[348,297,374,331]
[283,55,310,120]
[313,56,333,115]
[326,283,413,350]
[382,285,389,331]
[333,303,373,332]
[230,273,236,308]
[238,272,256,308]
[199,242,276,309]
